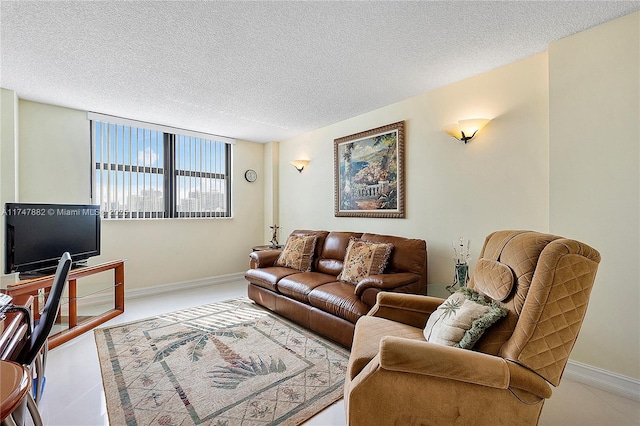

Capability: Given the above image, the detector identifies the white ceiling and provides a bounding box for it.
[1,1,639,143]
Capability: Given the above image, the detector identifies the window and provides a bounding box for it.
[90,113,233,219]
[174,135,231,217]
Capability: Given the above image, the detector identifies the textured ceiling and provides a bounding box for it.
[1,1,639,143]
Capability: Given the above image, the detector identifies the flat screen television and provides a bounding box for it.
[4,203,101,275]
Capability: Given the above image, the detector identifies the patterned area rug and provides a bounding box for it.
[94,298,350,425]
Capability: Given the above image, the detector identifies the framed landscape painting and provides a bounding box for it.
[334,121,405,218]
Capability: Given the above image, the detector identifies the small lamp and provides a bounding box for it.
[291,160,309,173]
[442,118,490,143]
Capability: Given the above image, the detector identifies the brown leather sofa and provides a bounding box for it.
[245,230,427,347]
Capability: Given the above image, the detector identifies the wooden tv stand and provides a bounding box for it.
[6,259,125,349]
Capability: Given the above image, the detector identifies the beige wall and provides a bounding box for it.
[277,13,640,381]
[1,89,19,204]
[279,52,550,285]
[4,100,266,289]
[549,12,640,379]
[0,89,19,285]
[18,101,92,203]
[262,142,280,244]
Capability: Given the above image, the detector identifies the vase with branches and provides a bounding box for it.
[447,237,471,294]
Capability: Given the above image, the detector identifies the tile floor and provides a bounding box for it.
[34,281,639,425]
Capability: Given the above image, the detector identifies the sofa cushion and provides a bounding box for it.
[308,282,371,323]
[337,238,393,285]
[423,287,508,349]
[277,272,338,304]
[361,233,426,276]
[275,234,317,272]
[316,232,362,275]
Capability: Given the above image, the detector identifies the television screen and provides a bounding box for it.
[4,203,101,275]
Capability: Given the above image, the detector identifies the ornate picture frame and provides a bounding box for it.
[334,121,405,218]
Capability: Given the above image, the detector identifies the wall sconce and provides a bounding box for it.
[290,160,309,173]
[442,118,491,143]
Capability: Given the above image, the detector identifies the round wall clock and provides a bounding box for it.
[244,169,258,182]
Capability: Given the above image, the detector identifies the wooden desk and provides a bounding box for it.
[0,361,30,422]
[0,295,32,361]
[6,260,125,349]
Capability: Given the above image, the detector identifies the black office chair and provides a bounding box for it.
[8,252,72,426]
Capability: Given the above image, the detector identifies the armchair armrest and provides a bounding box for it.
[378,336,551,398]
[368,291,444,329]
[248,250,281,268]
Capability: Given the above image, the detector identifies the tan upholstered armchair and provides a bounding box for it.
[344,230,601,425]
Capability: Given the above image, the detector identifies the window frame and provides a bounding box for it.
[89,113,234,219]
[170,134,233,218]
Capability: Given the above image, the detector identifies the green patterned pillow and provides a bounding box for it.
[423,287,508,349]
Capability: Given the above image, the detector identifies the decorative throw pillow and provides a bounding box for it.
[423,287,508,349]
[275,235,317,272]
[337,238,393,285]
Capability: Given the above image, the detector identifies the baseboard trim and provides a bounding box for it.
[76,272,246,307]
[565,359,640,401]
[125,272,246,300]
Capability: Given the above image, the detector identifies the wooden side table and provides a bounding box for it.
[427,283,453,299]
[252,245,282,251]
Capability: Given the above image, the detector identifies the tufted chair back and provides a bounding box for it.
[469,230,601,386]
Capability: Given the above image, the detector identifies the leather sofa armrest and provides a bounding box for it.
[367,291,444,328]
[377,336,552,398]
[355,273,420,296]
[248,250,281,268]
